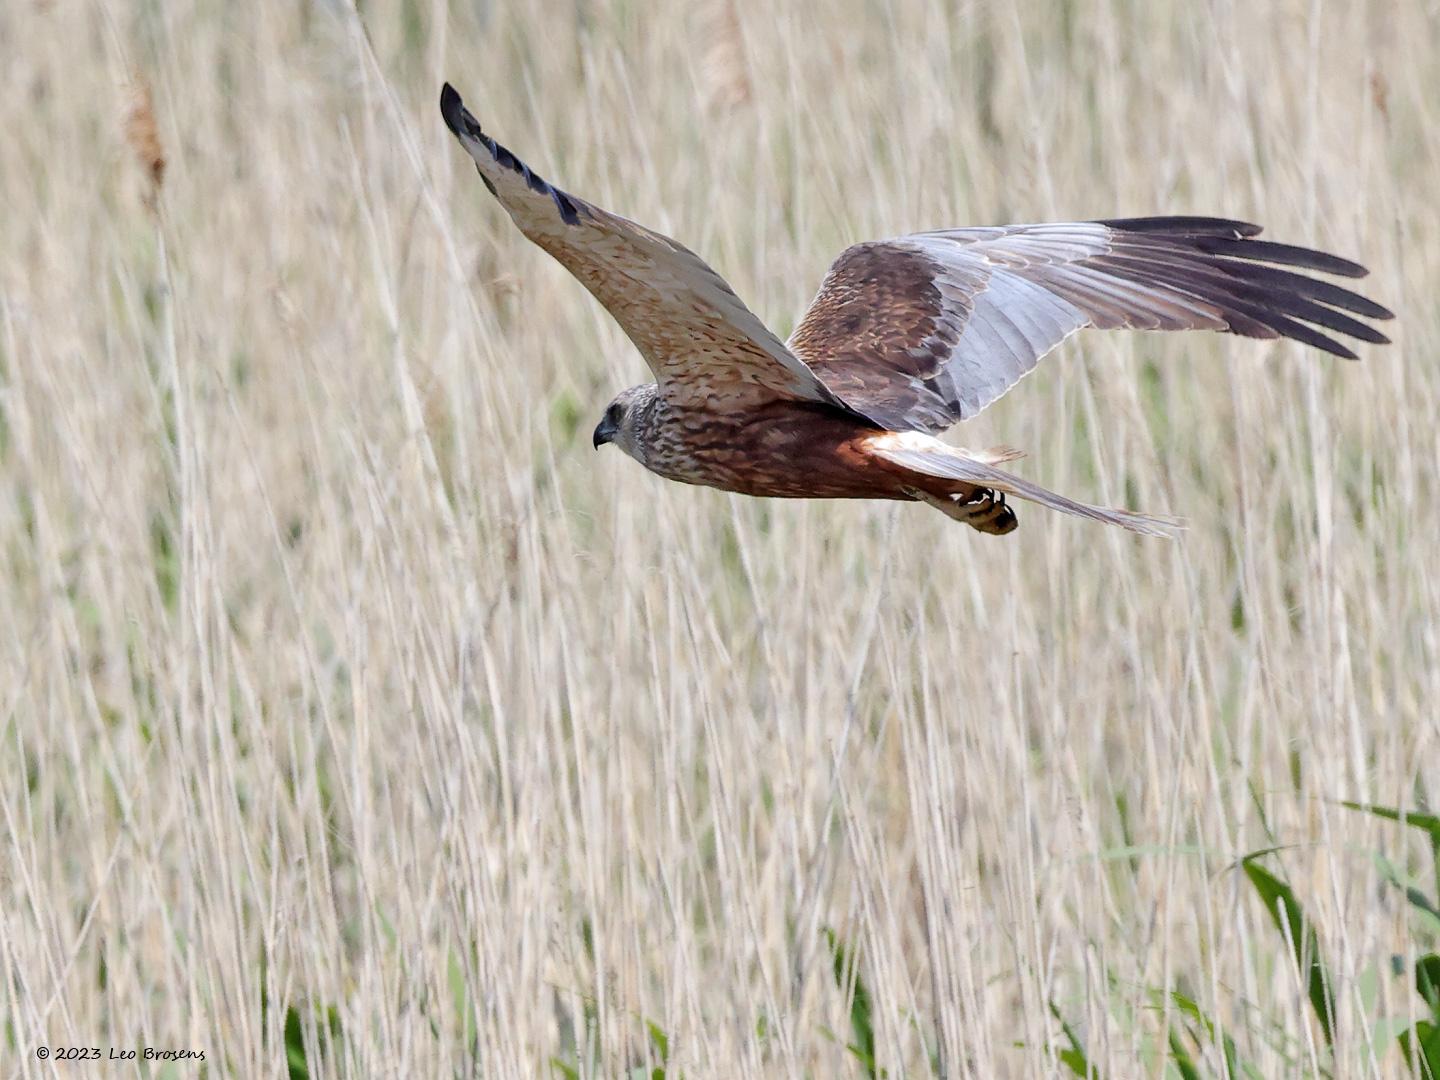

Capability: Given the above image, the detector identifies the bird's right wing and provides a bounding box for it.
[788,218,1393,434]
[440,84,833,410]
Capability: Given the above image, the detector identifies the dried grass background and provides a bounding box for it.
[2,0,1437,1076]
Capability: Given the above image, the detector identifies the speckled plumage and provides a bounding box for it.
[441,84,1392,536]
[623,393,899,500]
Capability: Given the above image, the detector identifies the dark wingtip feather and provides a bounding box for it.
[439,81,583,228]
[1220,262,1395,320]
[1224,299,1361,359]
[552,190,581,226]
[1196,236,1370,278]
[440,81,490,146]
[1100,216,1263,238]
[439,82,467,137]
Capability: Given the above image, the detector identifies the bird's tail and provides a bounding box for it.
[867,433,1182,538]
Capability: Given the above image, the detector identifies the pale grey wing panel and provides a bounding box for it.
[915,253,1091,418]
[440,84,832,407]
[791,219,1392,434]
[786,233,1099,432]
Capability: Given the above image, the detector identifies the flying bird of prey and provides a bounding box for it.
[440,84,1391,536]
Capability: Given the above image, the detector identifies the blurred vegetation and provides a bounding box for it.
[1,0,1434,1075]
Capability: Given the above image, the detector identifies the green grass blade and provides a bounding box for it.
[1418,955,1440,1019]
[1373,855,1440,935]
[1397,1020,1440,1080]
[1339,802,1440,841]
[284,1006,310,1080]
[1165,989,1247,1079]
[1049,1001,1103,1079]
[1167,1028,1202,1080]
[1241,856,1336,1045]
[1057,1047,1096,1078]
[822,927,879,1078]
[645,1017,671,1072]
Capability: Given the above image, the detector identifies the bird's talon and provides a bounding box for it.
[960,488,999,517]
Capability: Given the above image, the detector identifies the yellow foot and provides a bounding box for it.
[904,487,1019,536]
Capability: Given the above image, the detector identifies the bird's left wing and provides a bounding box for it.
[787,218,1393,434]
[440,84,833,409]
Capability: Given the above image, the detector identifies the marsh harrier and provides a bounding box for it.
[440,84,1391,536]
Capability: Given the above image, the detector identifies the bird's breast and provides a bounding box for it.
[637,402,900,499]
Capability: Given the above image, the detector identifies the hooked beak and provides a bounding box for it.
[592,415,618,450]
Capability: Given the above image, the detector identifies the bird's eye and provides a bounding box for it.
[607,404,623,425]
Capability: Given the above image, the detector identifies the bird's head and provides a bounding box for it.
[592,384,656,461]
